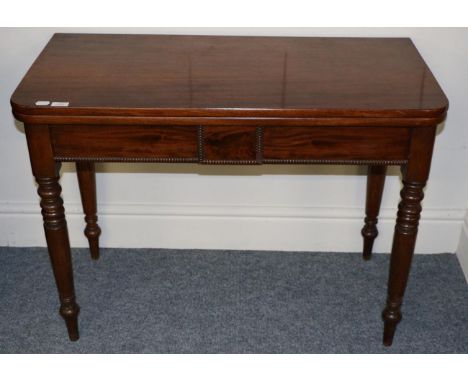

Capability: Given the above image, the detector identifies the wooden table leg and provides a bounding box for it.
[76,162,101,260]
[382,127,436,346]
[25,125,80,341]
[361,165,387,260]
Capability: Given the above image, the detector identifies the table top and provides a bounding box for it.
[11,33,448,120]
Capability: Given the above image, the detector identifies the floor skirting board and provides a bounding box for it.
[0,202,464,257]
[456,212,468,282]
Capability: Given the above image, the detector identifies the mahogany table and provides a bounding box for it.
[11,33,448,346]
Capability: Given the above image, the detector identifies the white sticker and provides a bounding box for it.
[51,101,69,107]
[35,100,50,106]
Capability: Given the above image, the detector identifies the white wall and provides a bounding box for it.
[1,28,467,274]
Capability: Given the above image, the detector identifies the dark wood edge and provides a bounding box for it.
[10,101,448,119]
[14,113,447,127]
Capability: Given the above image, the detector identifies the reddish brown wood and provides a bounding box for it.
[11,34,447,121]
[25,125,80,341]
[201,126,258,163]
[76,162,101,260]
[382,126,437,346]
[51,125,198,160]
[11,34,448,345]
[14,114,446,127]
[361,165,387,260]
[263,126,410,161]
[50,124,411,165]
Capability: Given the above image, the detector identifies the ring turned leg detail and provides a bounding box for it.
[361,165,387,260]
[26,125,80,341]
[37,172,80,341]
[382,179,424,346]
[381,126,436,346]
[76,162,101,260]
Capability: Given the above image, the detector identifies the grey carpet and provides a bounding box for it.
[0,247,466,353]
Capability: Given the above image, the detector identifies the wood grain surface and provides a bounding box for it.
[11,34,448,121]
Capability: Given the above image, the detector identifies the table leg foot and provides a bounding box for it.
[84,215,101,260]
[362,228,376,261]
[382,301,401,346]
[361,165,386,260]
[383,323,397,346]
[76,162,101,260]
[60,297,80,341]
[87,235,100,260]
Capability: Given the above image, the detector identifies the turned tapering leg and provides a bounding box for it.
[37,173,80,340]
[25,125,80,341]
[361,165,387,260]
[76,162,101,260]
[382,178,424,345]
[382,127,436,346]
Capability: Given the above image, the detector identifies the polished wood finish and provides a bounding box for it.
[24,125,80,341]
[11,34,448,346]
[263,127,410,162]
[51,125,198,160]
[382,126,437,346]
[51,124,412,165]
[361,165,387,260]
[11,34,447,120]
[76,162,101,260]
[201,126,259,163]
